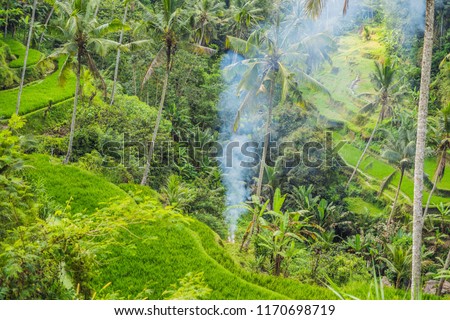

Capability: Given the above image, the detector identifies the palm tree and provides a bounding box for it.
[139,0,185,185]
[379,243,412,289]
[346,59,397,189]
[238,196,270,251]
[422,104,450,220]
[189,0,223,45]
[52,0,123,164]
[110,0,130,106]
[227,0,263,39]
[15,0,38,115]
[226,23,331,199]
[379,112,416,225]
[257,188,321,276]
[302,0,436,300]
[138,0,215,185]
[412,0,435,300]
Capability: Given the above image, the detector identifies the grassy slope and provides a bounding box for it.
[308,31,384,124]
[25,154,129,213]
[24,153,337,299]
[338,135,449,205]
[26,153,413,299]
[0,57,76,118]
[1,38,43,68]
[345,197,384,216]
[308,29,450,207]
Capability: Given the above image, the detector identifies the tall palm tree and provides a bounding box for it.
[379,112,416,225]
[15,0,38,115]
[346,59,397,189]
[110,1,149,106]
[412,0,435,300]
[110,0,130,106]
[423,104,450,220]
[189,0,223,45]
[139,0,216,185]
[302,0,436,299]
[52,0,122,164]
[226,22,331,200]
[139,0,185,185]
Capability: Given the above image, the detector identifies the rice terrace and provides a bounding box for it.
[1,0,450,307]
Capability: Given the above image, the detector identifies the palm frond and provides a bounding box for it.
[93,19,130,37]
[378,171,397,196]
[303,0,325,19]
[141,47,166,88]
[186,43,217,56]
[57,54,73,86]
[233,89,255,132]
[121,39,152,52]
[296,70,330,96]
[226,36,259,56]
[359,101,378,114]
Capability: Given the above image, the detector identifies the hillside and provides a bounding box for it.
[1,0,450,303]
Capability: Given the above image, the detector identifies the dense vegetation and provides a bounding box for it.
[0,0,449,300]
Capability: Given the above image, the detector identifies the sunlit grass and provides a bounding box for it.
[25,154,129,213]
[337,136,449,206]
[1,38,43,68]
[0,57,76,118]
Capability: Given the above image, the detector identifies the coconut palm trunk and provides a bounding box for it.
[15,0,38,115]
[110,3,128,106]
[141,64,170,185]
[256,83,274,199]
[38,6,55,49]
[346,112,382,189]
[436,248,450,295]
[64,51,82,164]
[4,0,9,38]
[412,0,435,300]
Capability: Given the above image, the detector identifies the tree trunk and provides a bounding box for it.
[412,0,435,301]
[274,254,283,276]
[4,0,9,38]
[140,67,170,185]
[199,25,205,45]
[38,6,55,49]
[346,112,382,189]
[436,248,450,295]
[110,3,128,106]
[256,83,274,199]
[64,52,82,164]
[240,216,256,252]
[388,168,404,226]
[15,0,37,115]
